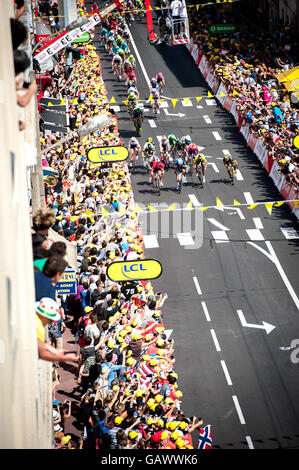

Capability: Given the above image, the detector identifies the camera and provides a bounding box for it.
[23,81,30,89]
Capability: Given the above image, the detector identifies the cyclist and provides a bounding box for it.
[127,84,139,98]
[155,72,165,93]
[123,59,133,80]
[194,152,208,183]
[175,137,186,158]
[168,133,177,159]
[152,87,160,115]
[126,69,137,87]
[106,32,115,55]
[160,135,170,167]
[100,26,108,48]
[150,77,158,91]
[132,106,144,136]
[223,154,238,181]
[112,53,123,79]
[175,157,187,191]
[142,138,156,170]
[127,54,136,69]
[127,91,138,115]
[128,137,141,166]
[182,134,192,147]
[151,156,165,189]
[186,143,200,169]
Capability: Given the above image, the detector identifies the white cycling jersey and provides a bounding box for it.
[113,54,122,63]
[129,138,140,148]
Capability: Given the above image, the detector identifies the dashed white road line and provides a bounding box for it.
[246,436,255,449]
[212,131,222,141]
[235,169,244,181]
[148,119,157,128]
[188,194,201,207]
[203,115,212,124]
[210,329,221,352]
[177,232,195,246]
[207,218,230,231]
[206,99,217,106]
[246,229,265,241]
[193,276,202,295]
[201,301,211,322]
[232,395,246,425]
[211,230,230,243]
[220,360,233,386]
[143,234,159,248]
[243,192,254,205]
[253,217,264,229]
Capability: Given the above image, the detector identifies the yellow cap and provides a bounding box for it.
[129,431,139,439]
[161,431,169,440]
[175,438,186,448]
[170,431,180,441]
[155,394,163,403]
[114,416,122,425]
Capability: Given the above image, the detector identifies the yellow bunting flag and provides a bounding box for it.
[233,200,241,205]
[60,98,65,105]
[148,204,158,212]
[48,102,53,106]
[198,206,209,211]
[232,90,239,96]
[110,96,116,103]
[123,100,128,106]
[183,98,190,105]
[168,203,176,211]
[293,200,299,208]
[274,201,285,207]
[101,207,110,216]
[134,204,142,213]
[70,216,79,222]
[216,197,224,208]
[220,91,226,97]
[265,203,273,215]
[172,99,178,108]
[247,204,258,209]
[185,200,193,211]
[208,91,214,98]
[196,96,203,102]
[86,209,94,216]
[147,95,153,102]
[56,215,63,220]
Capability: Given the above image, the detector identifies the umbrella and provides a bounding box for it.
[43,166,58,176]
[276,66,299,83]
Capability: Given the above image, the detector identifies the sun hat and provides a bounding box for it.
[35,298,61,321]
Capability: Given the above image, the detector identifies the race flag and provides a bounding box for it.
[197,425,212,449]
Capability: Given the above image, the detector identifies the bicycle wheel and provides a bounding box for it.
[197,168,202,186]
[156,174,161,195]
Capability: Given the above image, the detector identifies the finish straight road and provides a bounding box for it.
[95,12,299,449]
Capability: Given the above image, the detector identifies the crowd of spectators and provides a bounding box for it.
[21,0,205,450]
[189,5,299,190]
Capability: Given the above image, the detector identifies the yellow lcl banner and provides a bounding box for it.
[87,145,129,163]
[107,259,162,282]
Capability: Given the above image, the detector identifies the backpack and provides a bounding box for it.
[78,316,88,338]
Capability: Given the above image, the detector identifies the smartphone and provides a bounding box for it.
[23,81,30,89]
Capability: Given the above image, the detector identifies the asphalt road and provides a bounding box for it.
[94,11,299,449]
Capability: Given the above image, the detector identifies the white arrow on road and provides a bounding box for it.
[237,309,275,335]
[163,109,185,118]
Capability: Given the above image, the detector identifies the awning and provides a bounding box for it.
[43,167,58,176]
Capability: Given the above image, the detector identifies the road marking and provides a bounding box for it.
[206,99,217,106]
[246,229,264,241]
[235,169,244,180]
[211,230,230,243]
[156,135,162,144]
[148,119,157,128]
[193,276,202,295]
[196,105,203,109]
[246,436,254,449]
[237,309,275,335]
[208,162,219,173]
[127,28,151,88]
[207,218,230,231]
[210,329,221,352]
[243,192,254,205]
[203,115,212,124]
[188,194,201,207]
[176,232,194,246]
[201,301,211,321]
[253,217,264,229]
[110,105,120,112]
[220,360,233,386]
[232,395,246,424]
[143,234,159,248]
[212,131,222,141]
[280,227,299,239]
[265,241,299,310]
[160,101,169,108]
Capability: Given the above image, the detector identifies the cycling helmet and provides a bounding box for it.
[185,135,192,143]
[148,137,153,143]
[128,54,134,61]
[168,134,176,141]
[131,137,137,142]
[134,107,141,113]
[190,144,197,151]
[177,158,183,165]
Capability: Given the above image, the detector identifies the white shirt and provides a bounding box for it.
[170,0,182,16]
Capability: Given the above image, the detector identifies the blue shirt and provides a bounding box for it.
[34,271,56,301]
[274,106,284,122]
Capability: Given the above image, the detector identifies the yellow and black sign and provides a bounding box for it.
[107,259,162,282]
[87,145,129,164]
[44,175,58,186]
[294,135,299,149]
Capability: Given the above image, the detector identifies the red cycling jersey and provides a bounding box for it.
[152,161,164,172]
